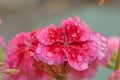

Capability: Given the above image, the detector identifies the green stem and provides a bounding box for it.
[114,45,120,71]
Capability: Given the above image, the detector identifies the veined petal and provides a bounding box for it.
[61,17,90,44]
[6,32,30,56]
[36,43,66,65]
[36,24,64,45]
[64,45,89,71]
[5,32,34,73]
[90,32,109,65]
[68,60,98,80]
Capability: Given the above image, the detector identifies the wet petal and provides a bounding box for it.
[61,17,90,44]
[91,32,109,65]
[68,60,98,80]
[6,32,30,56]
[64,45,89,71]
[36,24,64,45]
[36,43,66,65]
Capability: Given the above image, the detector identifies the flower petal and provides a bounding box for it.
[64,45,89,71]
[68,60,98,80]
[36,24,64,45]
[61,17,90,44]
[36,43,66,65]
[90,32,109,65]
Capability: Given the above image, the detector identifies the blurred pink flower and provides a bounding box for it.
[3,32,50,80]
[108,36,120,53]
[36,16,109,71]
[0,36,6,47]
[110,70,120,80]
[0,18,2,24]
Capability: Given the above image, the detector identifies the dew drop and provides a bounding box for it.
[71,33,77,37]
[48,60,54,65]
[98,51,105,59]
[102,43,107,47]
[77,55,82,61]
[80,63,88,70]
[74,62,77,66]
[72,53,76,57]
[82,44,88,50]
[101,36,106,41]
[47,52,53,57]
[36,47,41,53]
[55,48,60,52]
[80,36,86,41]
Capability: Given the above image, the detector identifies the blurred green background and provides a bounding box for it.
[0,0,120,80]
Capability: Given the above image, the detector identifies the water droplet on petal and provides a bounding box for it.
[74,62,77,66]
[98,51,105,60]
[102,43,107,47]
[101,36,106,41]
[80,36,86,41]
[80,63,88,70]
[47,52,53,57]
[55,48,60,52]
[48,60,54,65]
[77,55,82,61]
[72,53,76,57]
[71,33,77,37]
[36,47,41,53]
[82,44,88,50]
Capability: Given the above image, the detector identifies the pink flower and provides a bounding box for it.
[0,18,2,24]
[108,36,120,53]
[3,32,50,80]
[110,70,120,80]
[35,16,108,71]
[0,36,6,47]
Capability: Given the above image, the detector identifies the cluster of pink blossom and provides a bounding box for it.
[1,17,110,80]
